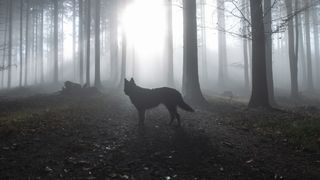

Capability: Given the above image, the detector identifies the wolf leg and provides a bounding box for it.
[165,105,176,125]
[138,109,146,125]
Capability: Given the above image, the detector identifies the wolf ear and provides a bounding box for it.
[130,78,135,84]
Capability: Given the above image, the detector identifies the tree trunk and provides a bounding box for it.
[25,0,30,86]
[264,0,275,104]
[312,5,320,87]
[200,0,207,83]
[305,0,314,91]
[217,0,228,88]
[19,0,24,87]
[94,0,101,87]
[7,0,13,88]
[53,0,59,83]
[248,0,270,108]
[2,0,9,88]
[119,31,127,88]
[40,3,44,83]
[242,0,249,91]
[182,0,205,103]
[166,0,174,87]
[110,0,119,83]
[73,0,76,80]
[79,0,84,84]
[85,0,91,86]
[285,0,299,98]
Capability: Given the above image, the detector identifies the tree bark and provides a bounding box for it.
[182,0,205,103]
[248,0,270,108]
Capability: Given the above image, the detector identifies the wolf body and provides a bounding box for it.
[124,78,194,125]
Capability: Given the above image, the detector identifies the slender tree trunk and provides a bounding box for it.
[264,0,275,104]
[182,0,205,103]
[312,5,320,87]
[25,1,30,86]
[248,0,270,108]
[286,0,299,98]
[94,0,101,87]
[35,11,39,84]
[110,0,119,83]
[2,0,9,88]
[19,0,24,87]
[40,3,44,83]
[298,12,307,85]
[119,31,127,88]
[53,0,59,83]
[200,0,207,83]
[85,0,91,86]
[242,0,249,91]
[305,0,314,91]
[166,0,174,87]
[217,0,228,88]
[79,0,84,84]
[73,0,76,81]
[7,0,13,88]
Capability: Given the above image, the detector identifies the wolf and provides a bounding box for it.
[124,78,194,126]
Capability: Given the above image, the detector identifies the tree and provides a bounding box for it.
[53,0,59,83]
[305,0,313,91]
[217,0,228,88]
[182,0,205,103]
[25,0,30,86]
[94,0,101,87]
[241,0,250,91]
[248,0,270,108]
[285,0,299,98]
[85,0,91,86]
[7,0,13,88]
[312,4,320,86]
[110,0,119,84]
[79,0,84,84]
[19,0,24,87]
[264,0,275,104]
[166,0,174,87]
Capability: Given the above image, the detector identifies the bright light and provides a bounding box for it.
[121,0,166,52]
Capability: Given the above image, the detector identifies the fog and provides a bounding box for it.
[0,0,320,102]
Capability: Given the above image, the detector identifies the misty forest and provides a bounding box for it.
[0,0,320,179]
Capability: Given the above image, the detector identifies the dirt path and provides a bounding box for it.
[0,92,319,179]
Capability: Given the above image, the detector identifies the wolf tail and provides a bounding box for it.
[178,99,195,112]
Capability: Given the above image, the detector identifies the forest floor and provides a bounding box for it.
[0,86,319,179]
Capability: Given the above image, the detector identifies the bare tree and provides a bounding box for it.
[182,0,205,103]
[248,0,270,108]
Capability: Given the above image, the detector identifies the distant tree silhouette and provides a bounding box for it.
[94,0,101,87]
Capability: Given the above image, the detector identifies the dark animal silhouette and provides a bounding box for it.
[124,78,194,126]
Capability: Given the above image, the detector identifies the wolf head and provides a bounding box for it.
[124,78,136,95]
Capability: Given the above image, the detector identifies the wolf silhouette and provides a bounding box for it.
[124,78,194,125]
